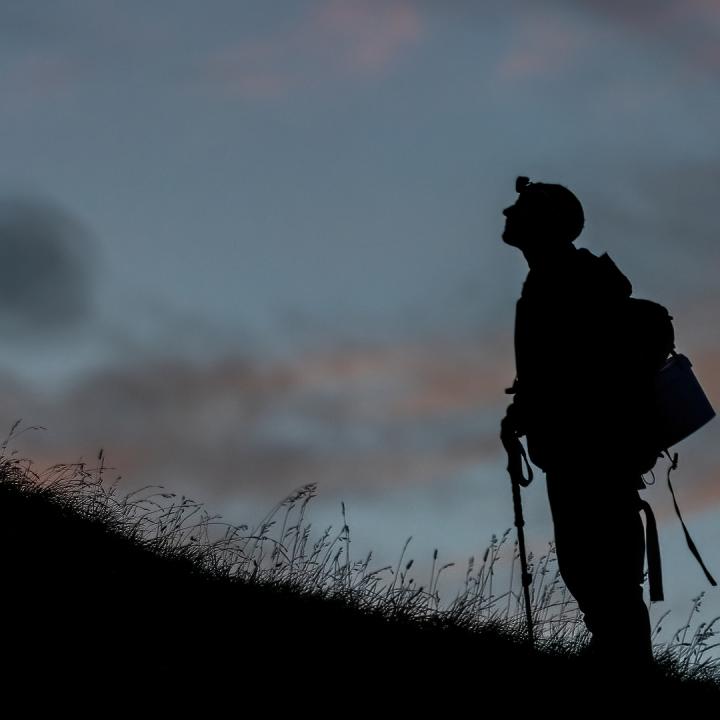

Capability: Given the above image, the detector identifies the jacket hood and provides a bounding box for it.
[576,247,633,299]
[521,246,633,300]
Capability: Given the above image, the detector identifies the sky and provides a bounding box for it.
[1,0,720,650]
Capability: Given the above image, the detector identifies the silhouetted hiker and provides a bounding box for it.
[499,176,657,668]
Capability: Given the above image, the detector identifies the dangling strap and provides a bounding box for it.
[517,440,534,487]
[663,450,717,588]
[503,433,533,488]
[638,499,664,602]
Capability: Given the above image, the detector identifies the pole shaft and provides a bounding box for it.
[511,477,534,646]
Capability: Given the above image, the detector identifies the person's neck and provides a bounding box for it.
[522,241,576,271]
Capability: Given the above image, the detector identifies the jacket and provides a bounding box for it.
[510,245,658,476]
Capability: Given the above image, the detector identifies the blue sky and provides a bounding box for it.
[1,0,719,646]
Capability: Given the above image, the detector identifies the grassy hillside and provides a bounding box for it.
[0,432,718,706]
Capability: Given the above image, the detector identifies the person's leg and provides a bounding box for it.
[546,471,652,665]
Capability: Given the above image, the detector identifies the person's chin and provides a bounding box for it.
[502,231,519,247]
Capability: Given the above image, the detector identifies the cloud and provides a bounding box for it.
[2,320,718,528]
[428,0,720,87]
[494,11,589,82]
[314,0,423,74]
[0,339,507,507]
[572,0,720,72]
[0,197,99,342]
[203,0,424,100]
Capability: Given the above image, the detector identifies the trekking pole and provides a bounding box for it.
[501,422,534,647]
[511,468,534,647]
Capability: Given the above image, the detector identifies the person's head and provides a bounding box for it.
[502,176,584,253]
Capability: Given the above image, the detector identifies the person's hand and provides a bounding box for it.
[500,409,519,451]
[501,406,534,486]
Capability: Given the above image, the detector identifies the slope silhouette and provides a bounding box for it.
[0,448,717,707]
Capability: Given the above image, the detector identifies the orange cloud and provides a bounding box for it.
[494,13,589,82]
[204,0,424,99]
[313,0,423,75]
[490,0,720,86]
[4,316,717,521]
[2,327,718,538]
[0,337,509,506]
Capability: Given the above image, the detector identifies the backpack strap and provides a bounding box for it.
[638,498,664,602]
[663,450,718,588]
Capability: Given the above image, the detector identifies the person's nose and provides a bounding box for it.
[503,206,512,218]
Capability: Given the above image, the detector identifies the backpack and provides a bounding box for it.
[620,297,675,380]
[617,296,717,593]
[615,297,676,474]
[617,297,715,469]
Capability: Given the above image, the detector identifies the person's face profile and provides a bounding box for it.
[502,195,533,247]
